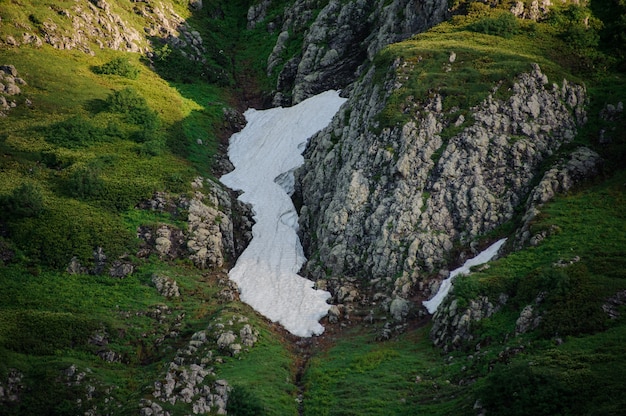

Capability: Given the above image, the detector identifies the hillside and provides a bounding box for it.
[0,0,625,415]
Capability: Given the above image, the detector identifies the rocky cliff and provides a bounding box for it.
[261,0,449,105]
[296,57,596,314]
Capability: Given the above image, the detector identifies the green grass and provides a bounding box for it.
[302,329,473,416]
[0,1,625,415]
[218,325,300,416]
[372,12,581,132]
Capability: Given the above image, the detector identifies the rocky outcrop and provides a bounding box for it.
[430,294,508,351]
[144,314,258,415]
[186,179,237,269]
[2,1,206,63]
[136,178,253,269]
[3,0,144,54]
[0,64,30,116]
[298,63,587,305]
[514,146,601,248]
[262,0,449,105]
[152,273,181,298]
[509,0,553,20]
[140,2,207,63]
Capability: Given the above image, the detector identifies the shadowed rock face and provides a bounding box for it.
[297,63,591,300]
[264,0,449,105]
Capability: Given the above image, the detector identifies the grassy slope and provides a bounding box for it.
[0,1,303,415]
[0,0,625,415]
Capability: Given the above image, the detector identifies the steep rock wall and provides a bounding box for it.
[297,62,587,301]
[262,0,449,105]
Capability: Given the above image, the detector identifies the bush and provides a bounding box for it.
[106,88,161,133]
[468,12,520,38]
[9,203,135,268]
[0,183,44,219]
[106,87,147,114]
[45,116,117,148]
[226,385,266,416]
[477,362,581,416]
[66,166,105,199]
[2,310,100,355]
[539,264,606,337]
[93,57,140,79]
[549,5,602,51]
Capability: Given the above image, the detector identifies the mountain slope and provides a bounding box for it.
[0,0,625,415]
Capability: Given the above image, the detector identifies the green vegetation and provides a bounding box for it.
[93,57,140,79]
[0,0,625,415]
[303,329,472,416]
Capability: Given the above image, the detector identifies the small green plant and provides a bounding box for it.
[93,57,140,79]
[106,87,161,140]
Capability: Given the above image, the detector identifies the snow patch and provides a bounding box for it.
[423,238,507,314]
[220,90,347,337]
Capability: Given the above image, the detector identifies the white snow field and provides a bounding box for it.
[220,90,347,337]
[423,238,507,314]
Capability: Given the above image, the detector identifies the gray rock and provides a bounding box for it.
[0,65,18,76]
[216,331,236,349]
[152,274,181,298]
[109,261,134,278]
[189,0,203,11]
[239,324,259,347]
[92,247,107,274]
[390,297,410,321]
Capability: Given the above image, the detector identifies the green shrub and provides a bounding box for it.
[477,362,581,416]
[226,385,266,416]
[45,116,117,148]
[40,151,74,170]
[468,12,520,38]
[1,310,100,355]
[549,5,602,51]
[150,43,230,86]
[66,166,105,199]
[106,87,147,114]
[106,88,161,133]
[0,183,44,219]
[93,57,140,79]
[539,264,606,337]
[9,203,135,268]
[137,139,166,156]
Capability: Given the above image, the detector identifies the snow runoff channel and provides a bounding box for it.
[220,90,347,337]
[423,238,507,314]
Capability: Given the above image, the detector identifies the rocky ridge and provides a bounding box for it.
[261,0,449,105]
[1,0,206,62]
[297,61,592,321]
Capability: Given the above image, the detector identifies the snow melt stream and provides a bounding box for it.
[220,90,347,337]
[423,238,507,314]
